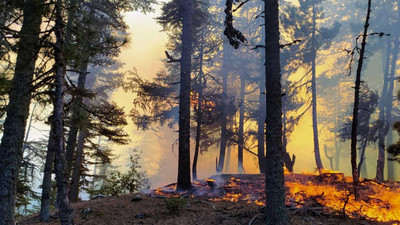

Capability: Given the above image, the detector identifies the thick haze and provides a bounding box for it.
[106,0,400,188]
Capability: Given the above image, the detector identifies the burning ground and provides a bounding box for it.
[19,173,400,224]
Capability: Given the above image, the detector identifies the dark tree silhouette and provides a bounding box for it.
[350,0,371,195]
[0,0,44,223]
[177,0,194,191]
[51,0,74,223]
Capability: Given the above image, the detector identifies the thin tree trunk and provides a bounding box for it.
[351,0,371,192]
[65,59,89,180]
[386,35,399,181]
[217,41,230,174]
[264,0,287,224]
[0,0,43,223]
[52,1,74,223]
[311,0,324,172]
[192,34,205,181]
[63,0,80,180]
[376,40,391,181]
[257,77,266,174]
[192,92,201,181]
[238,77,245,174]
[69,125,87,202]
[177,0,193,191]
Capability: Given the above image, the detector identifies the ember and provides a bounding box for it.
[152,173,400,224]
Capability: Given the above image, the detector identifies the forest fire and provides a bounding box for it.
[152,173,400,224]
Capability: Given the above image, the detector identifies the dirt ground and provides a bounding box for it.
[18,193,388,225]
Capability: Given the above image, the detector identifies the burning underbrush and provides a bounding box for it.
[152,172,400,224]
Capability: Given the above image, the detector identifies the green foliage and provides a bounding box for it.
[96,150,148,196]
[16,140,47,216]
[164,197,187,214]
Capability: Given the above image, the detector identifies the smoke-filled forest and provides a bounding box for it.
[1,0,400,224]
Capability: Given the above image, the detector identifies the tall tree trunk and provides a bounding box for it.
[69,124,87,202]
[264,0,287,224]
[176,0,193,191]
[311,0,324,172]
[0,0,43,223]
[192,90,202,181]
[65,59,89,180]
[257,77,266,174]
[376,40,391,181]
[63,0,79,180]
[351,0,371,191]
[52,1,74,223]
[40,51,88,222]
[386,35,399,181]
[238,77,245,174]
[217,41,230,174]
[192,34,205,181]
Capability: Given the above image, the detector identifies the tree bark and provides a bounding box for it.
[192,90,202,181]
[311,0,324,172]
[0,0,43,223]
[69,127,87,202]
[63,0,80,180]
[257,76,266,174]
[264,0,287,224]
[192,34,205,181]
[65,59,89,180]
[52,1,74,223]
[176,0,193,191]
[351,0,371,191]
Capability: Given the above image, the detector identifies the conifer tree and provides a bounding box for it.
[0,0,44,223]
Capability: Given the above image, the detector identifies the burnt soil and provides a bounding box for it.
[18,193,386,225]
[18,173,395,225]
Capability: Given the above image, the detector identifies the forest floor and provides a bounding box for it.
[18,173,399,225]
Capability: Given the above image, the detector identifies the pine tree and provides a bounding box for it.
[0,0,44,223]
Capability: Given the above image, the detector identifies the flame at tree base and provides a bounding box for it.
[153,172,400,223]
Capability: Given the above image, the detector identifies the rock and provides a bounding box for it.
[131,194,143,202]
